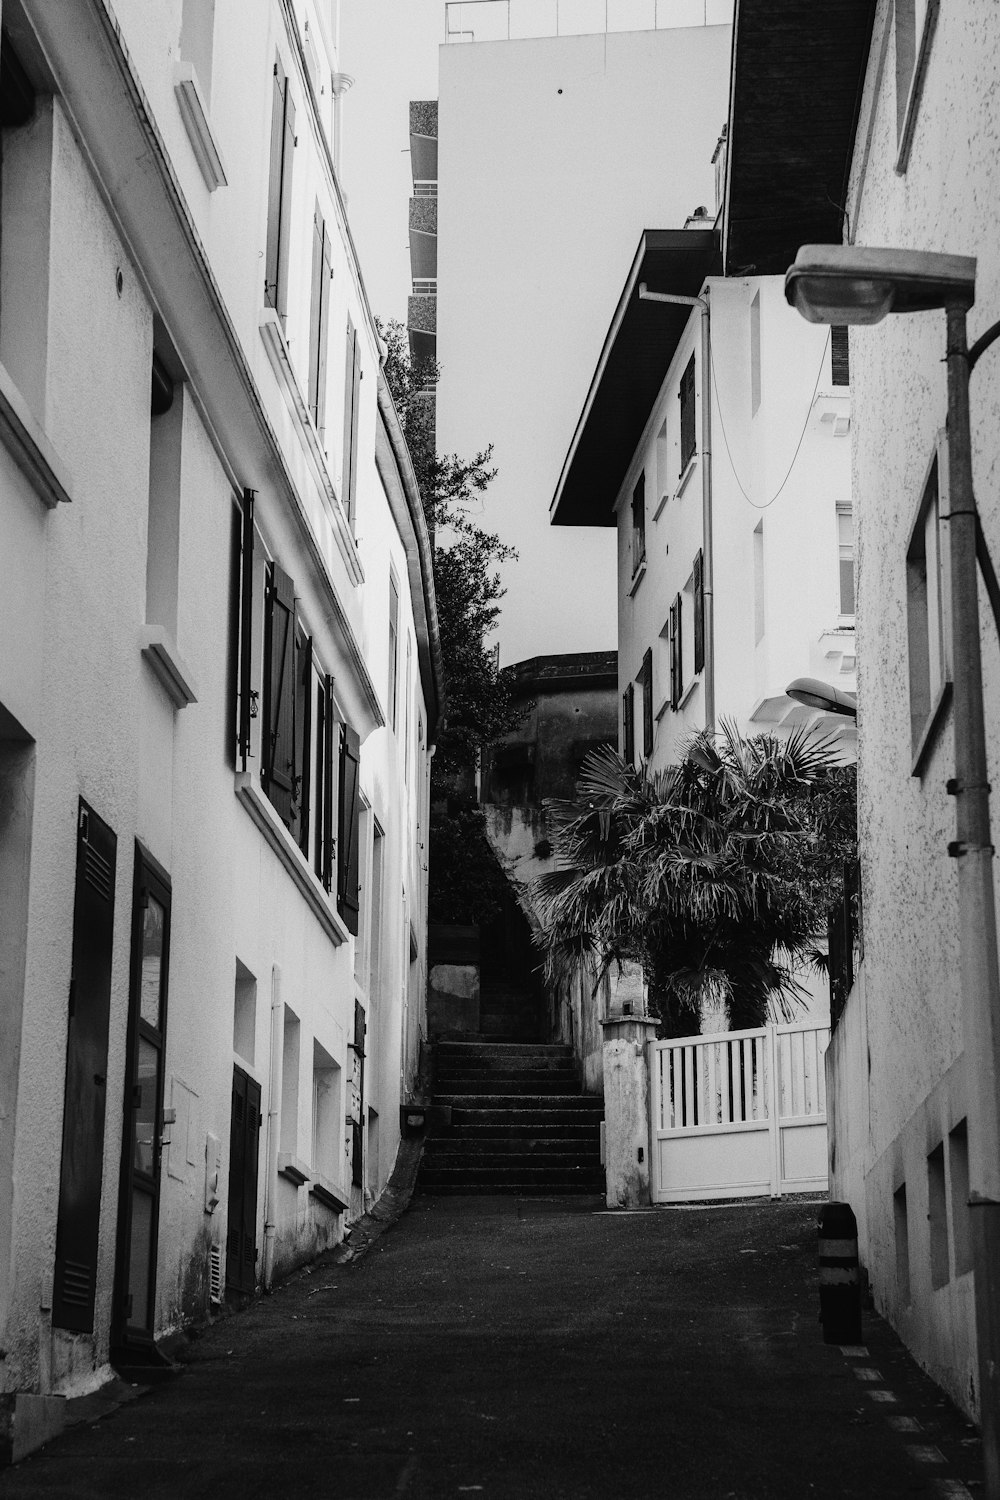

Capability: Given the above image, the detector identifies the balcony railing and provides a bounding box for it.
[412,279,438,296]
[445,0,733,43]
[413,181,438,197]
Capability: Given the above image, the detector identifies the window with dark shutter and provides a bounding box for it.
[679,355,696,473]
[262,562,297,828]
[308,202,332,440]
[337,724,361,933]
[622,683,635,766]
[237,489,255,769]
[342,318,361,526]
[831,325,850,386]
[226,1065,261,1294]
[315,673,336,892]
[693,548,705,675]
[264,58,295,323]
[670,595,684,711]
[295,626,312,856]
[631,472,646,575]
[640,648,653,759]
[388,572,400,731]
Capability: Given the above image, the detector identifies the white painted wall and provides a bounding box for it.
[826,0,1000,1422]
[436,24,732,664]
[0,0,433,1436]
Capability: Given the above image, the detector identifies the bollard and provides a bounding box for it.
[817,1200,862,1345]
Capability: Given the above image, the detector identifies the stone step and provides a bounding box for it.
[436,1042,573,1059]
[434,1076,582,1095]
[434,1122,602,1141]
[418,1165,605,1188]
[416,1183,604,1197]
[446,1105,604,1128]
[423,1148,600,1169]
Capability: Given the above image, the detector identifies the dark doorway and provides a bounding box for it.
[226,1064,261,1294]
[52,800,117,1333]
[112,846,171,1362]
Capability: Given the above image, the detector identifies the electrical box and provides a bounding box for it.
[205,1132,221,1214]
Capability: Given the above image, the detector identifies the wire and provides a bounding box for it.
[709,327,832,511]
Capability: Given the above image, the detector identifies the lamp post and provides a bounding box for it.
[787,244,1000,1498]
[786,676,857,719]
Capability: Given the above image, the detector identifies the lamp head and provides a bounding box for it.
[785,245,977,326]
[786,676,858,718]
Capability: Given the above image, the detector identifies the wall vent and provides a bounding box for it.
[208,1244,223,1304]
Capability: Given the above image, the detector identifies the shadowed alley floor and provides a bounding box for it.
[0,1196,983,1499]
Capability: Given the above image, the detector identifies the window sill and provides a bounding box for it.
[0,359,73,509]
[911,679,952,780]
[174,63,228,191]
[627,559,647,597]
[140,626,199,708]
[895,0,939,175]
[675,454,698,500]
[652,489,670,523]
[678,675,700,709]
[259,310,365,588]
[310,1174,349,1213]
[235,770,350,947]
[277,1153,311,1187]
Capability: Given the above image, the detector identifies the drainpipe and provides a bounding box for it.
[638,284,715,732]
[263,964,283,1290]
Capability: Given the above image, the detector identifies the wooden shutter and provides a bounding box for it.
[277,90,295,324]
[337,723,361,934]
[679,355,696,471]
[226,500,241,767]
[622,683,635,766]
[238,488,255,769]
[308,205,332,438]
[343,319,361,526]
[226,1066,261,1294]
[322,674,336,893]
[631,472,646,575]
[641,648,653,759]
[669,600,679,711]
[295,629,313,856]
[264,61,286,309]
[693,548,705,675]
[263,562,297,827]
[831,325,850,386]
[53,801,117,1332]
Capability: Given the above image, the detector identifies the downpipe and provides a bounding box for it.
[263,963,283,1290]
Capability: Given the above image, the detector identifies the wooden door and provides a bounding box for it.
[226,1065,261,1294]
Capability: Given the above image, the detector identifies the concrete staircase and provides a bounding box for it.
[419,1039,605,1196]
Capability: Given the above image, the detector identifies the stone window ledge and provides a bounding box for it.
[0,359,73,509]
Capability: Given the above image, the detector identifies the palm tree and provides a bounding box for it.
[534,720,854,1036]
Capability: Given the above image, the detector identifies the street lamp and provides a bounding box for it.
[785,676,857,718]
[787,243,1000,1498]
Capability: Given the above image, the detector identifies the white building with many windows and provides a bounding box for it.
[0,0,440,1463]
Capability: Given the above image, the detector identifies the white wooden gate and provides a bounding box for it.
[649,1021,829,1203]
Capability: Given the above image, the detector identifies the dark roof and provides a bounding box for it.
[506,651,618,694]
[550,230,720,528]
[723,0,877,276]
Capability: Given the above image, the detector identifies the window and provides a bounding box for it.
[264,56,295,323]
[262,562,311,840]
[342,318,361,525]
[894,0,938,167]
[404,635,412,784]
[669,594,683,711]
[311,1040,341,1185]
[927,1142,949,1289]
[837,504,855,616]
[0,32,49,420]
[749,292,761,416]
[233,960,256,1065]
[639,649,653,760]
[337,724,361,935]
[146,353,181,640]
[949,1120,973,1277]
[180,0,216,104]
[388,571,400,731]
[280,1005,301,1156]
[906,441,951,762]
[622,683,635,766]
[655,420,668,509]
[753,522,765,644]
[308,202,332,441]
[631,472,646,576]
[831,326,850,386]
[693,548,705,675]
[679,355,696,473]
[893,1182,911,1304]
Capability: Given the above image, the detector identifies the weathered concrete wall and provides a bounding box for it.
[601,1017,658,1208]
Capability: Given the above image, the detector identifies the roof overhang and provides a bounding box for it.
[723,0,877,276]
[551,230,720,528]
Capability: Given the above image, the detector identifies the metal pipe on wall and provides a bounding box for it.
[263,964,283,1290]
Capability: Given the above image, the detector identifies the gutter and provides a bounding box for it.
[375,373,446,738]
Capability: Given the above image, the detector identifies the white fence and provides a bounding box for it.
[444,0,734,44]
[649,1021,829,1202]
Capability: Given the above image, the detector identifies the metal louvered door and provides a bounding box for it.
[226,1065,261,1294]
[52,800,117,1332]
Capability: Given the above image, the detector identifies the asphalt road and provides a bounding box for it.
[0,1196,984,1499]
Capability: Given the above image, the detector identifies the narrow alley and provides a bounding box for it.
[0,1196,983,1500]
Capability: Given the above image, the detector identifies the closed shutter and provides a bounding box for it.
[622,683,635,767]
[337,724,361,934]
[262,562,297,826]
[238,488,255,769]
[679,355,696,471]
[264,61,285,309]
[296,629,313,856]
[352,1000,365,1187]
[53,801,117,1333]
[226,499,241,767]
[276,89,295,324]
[309,205,332,439]
[831,325,850,386]
[343,320,361,527]
[226,1066,261,1294]
[641,648,653,759]
[321,674,336,893]
[672,593,684,708]
[693,548,705,675]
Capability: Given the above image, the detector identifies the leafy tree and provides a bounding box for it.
[377,318,523,786]
[534,722,856,1036]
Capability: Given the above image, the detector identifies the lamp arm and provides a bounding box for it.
[969,318,1000,373]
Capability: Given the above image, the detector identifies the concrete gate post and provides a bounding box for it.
[601,1015,658,1209]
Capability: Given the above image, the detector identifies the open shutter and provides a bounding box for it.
[277,89,295,324]
[337,723,361,934]
[641,648,653,759]
[263,562,297,826]
[264,62,285,308]
[693,548,705,675]
[242,1075,261,1287]
[53,801,117,1332]
[295,630,312,855]
[669,600,679,711]
[309,208,332,442]
[321,675,336,893]
[679,355,696,471]
[342,320,361,527]
[622,683,635,767]
[226,1065,261,1294]
[238,488,255,769]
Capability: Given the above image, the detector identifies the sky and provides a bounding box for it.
[339,2,731,667]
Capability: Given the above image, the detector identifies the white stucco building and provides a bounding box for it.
[0,0,440,1463]
[722,0,1000,1435]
